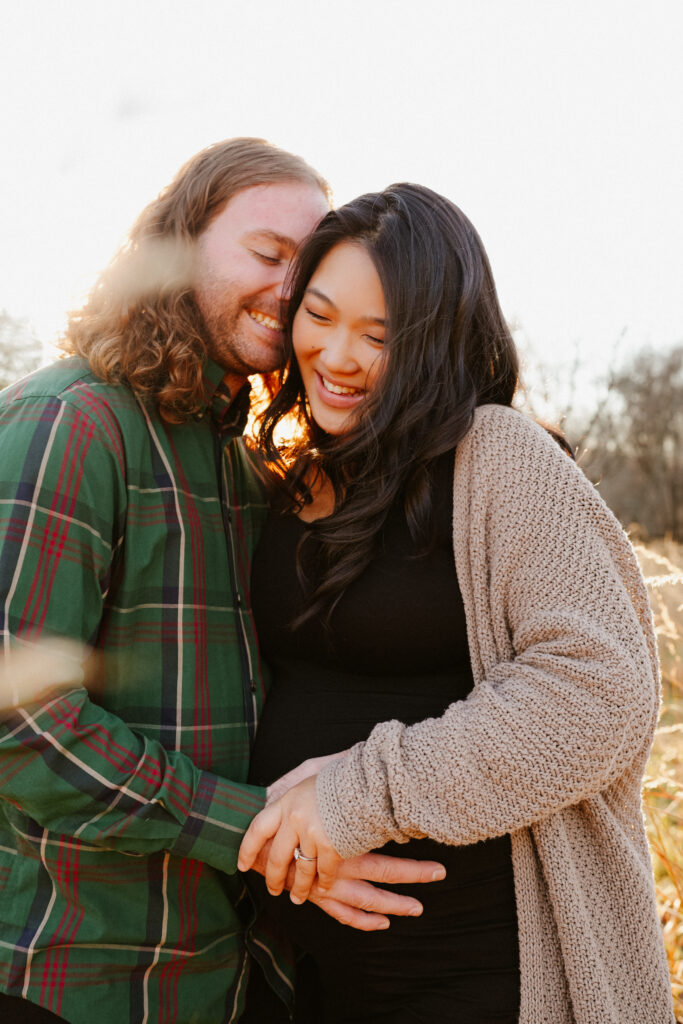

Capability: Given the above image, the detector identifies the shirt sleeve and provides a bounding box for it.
[0,392,265,875]
[316,409,660,858]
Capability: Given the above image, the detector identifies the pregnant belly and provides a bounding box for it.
[246,661,518,1020]
[248,660,474,787]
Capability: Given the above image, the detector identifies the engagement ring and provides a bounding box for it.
[293,847,317,862]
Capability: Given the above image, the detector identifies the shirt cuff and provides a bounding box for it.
[171,771,267,874]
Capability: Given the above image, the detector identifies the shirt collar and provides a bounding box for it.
[200,360,252,436]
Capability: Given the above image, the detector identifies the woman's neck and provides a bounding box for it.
[296,471,336,522]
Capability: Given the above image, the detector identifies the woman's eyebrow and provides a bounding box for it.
[305,286,336,308]
[305,287,385,326]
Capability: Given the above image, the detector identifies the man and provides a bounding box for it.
[0,139,442,1024]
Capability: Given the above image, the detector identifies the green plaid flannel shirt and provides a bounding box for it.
[0,357,285,1023]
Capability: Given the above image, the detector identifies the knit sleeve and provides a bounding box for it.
[316,406,660,858]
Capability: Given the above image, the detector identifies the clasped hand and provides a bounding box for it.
[238,760,446,928]
[238,774,340,904]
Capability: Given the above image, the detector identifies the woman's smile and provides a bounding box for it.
[316,370,366,406]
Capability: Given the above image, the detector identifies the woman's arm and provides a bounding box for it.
[316,408,659,857]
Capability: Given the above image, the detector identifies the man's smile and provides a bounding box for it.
[246,307,283,332]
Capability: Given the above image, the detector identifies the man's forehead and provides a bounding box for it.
[222,181,329,234]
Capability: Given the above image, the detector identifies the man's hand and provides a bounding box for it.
[248,843,446,932]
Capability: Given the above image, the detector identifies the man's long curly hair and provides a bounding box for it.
[62,138,331,421]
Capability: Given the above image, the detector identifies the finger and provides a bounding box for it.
[341,854,447,886]
[237,805,282,872]
[264,827,300,895]
[289,854,319,905]
[309,894,390,932]
[315,846,341,891]
[328,880,423,918]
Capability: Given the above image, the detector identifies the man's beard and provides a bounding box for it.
[195,283,286,377]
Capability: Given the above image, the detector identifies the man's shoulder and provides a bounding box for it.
[2,356,99,401]
[1,356,143,424]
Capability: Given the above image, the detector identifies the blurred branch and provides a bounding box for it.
[518,336,683,541]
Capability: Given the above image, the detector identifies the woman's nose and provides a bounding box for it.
[319,331,358,373]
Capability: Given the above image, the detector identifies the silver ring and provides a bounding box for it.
[293,846,317,862]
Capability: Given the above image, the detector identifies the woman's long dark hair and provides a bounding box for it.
[260,183,519,626]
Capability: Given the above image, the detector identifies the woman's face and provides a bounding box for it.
[292,241,386,436]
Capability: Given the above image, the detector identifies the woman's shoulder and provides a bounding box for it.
[456,404,574,483]
[454,404,638,564]
[453,403,628,545]
[468,403,561,449]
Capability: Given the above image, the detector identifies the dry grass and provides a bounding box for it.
[635,539,683,1020]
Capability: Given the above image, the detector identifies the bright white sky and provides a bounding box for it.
[1,0,681,389]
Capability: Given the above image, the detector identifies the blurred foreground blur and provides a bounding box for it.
[0,638,86,711]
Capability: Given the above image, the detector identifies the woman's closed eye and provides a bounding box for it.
[305,307,331,323]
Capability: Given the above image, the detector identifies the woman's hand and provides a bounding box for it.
[266,750,349,805]
[238,774,341,904]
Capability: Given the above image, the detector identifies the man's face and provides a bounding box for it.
[194,181,329,386]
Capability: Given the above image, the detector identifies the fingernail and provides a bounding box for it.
[431,867,446,881]
[378,919,390,929]
[409,903,423,916]
[290,894,303,905]
[267,887,279,896]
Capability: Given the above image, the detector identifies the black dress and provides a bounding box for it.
[248,454,520,1024]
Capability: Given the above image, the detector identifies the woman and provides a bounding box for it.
[239,185,673,1023]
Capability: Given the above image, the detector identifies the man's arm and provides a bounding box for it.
[0,642,445,931]
[0,390,264,874]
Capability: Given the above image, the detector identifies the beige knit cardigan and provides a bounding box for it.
[317,405,674,1024]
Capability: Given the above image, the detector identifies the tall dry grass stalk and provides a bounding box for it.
[636,540,683,1019]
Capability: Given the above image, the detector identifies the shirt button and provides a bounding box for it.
[235,594,242,606]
